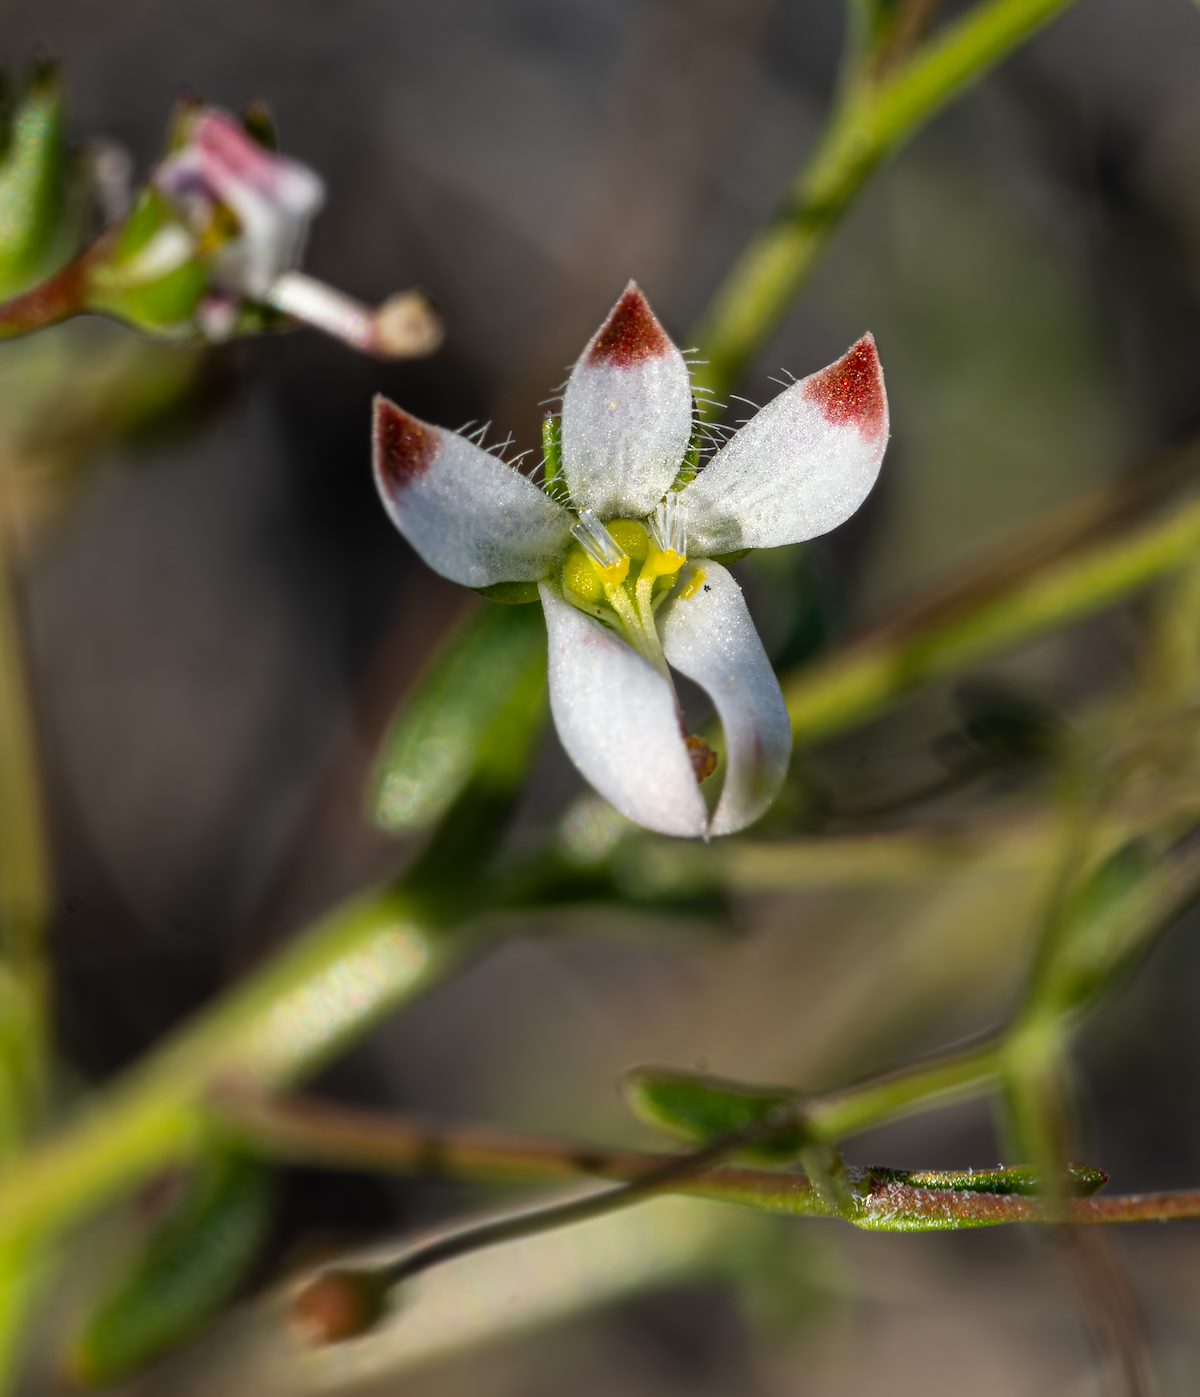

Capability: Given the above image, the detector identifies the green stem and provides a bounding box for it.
[694,0,1079,405]
[0,886,485,1251]
[784,492,1200,746]
[805,1034,1006,1140]
[0,538,50,1113]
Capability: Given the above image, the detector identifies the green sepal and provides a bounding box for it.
[670,410,703,489]
[541,412,570,505]
[371,601,547,835]
[473,579,541,604]
[241,100,278,152]
[85,187,209,335]
[0,61,72,297]
[623,1067,808,1162]
[708,549,751,566]
[68,1151,272,1387]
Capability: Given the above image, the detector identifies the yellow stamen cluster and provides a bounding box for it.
[561,515,688,671]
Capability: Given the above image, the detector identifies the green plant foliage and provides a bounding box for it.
[0,62,71,297]
[623,1067,810,1162]
[371,601,547,834]
[68,1152,272,1388]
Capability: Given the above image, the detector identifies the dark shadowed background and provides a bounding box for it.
[5,0,1200,1392]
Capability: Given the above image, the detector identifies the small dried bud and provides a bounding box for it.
[290,1267,389,1347]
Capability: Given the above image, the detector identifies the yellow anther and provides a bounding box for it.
[640,543,685,584]
[678,567,706,600]
[598,554,630,589]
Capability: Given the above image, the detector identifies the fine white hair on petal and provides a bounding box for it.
[373,397,572,588]
[683,334,889,556]
[539,582,708,837]
[659,560,792,836]
[560,282,693,520]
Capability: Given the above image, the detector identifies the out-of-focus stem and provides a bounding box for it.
[0,535,50,1115]
[0,253,89,339]
[783,492,1200,747]
[0,525,54,1394]
[694,0,1080,406]
[0,886,487,1253]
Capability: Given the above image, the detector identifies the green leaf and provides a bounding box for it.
[371,601,547,834]
[623,1067,808,1163]
[0,61,71,296]
[874,1161,1106,1197]
[68,1152,272,1387]
[1040,840,1158,1015]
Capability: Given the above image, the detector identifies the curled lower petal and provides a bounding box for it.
[560,282,692,519]
[374,398,572,587]
[539,582,707,837]
[684,334,888,556]
[659,560,792,835]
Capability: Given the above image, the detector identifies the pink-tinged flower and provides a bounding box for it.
[152,108,440,357]
[373,283,889,837]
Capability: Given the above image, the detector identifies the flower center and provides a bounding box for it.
[561,502,688,672]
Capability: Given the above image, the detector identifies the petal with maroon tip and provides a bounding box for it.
[374,397,572,587]
[683,335,888,556]
[560,282,693,519]
[539,582,708,837]
[659,561,792,836]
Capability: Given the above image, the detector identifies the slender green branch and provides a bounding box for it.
[227,1093,1197,1237]
[218,1093,1200,1339]
[0,537,50,1110]
[0,886,488,1252]
[783,491,1200,747]
[694,0,1079,404]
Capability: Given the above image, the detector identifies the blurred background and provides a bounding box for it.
[5,0,1200,1391]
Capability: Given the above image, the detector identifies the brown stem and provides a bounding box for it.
[219,1091,1200,1230]
[0,252,92,338]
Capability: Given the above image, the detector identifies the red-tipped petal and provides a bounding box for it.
[561,281,692,518]
[372,396,572,588]
[683,335,890,555]
[373,397,437,492]
[803,333,886,438]
[586,282,674,368]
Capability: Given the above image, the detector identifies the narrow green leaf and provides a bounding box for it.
[0,61,70,296]
[1039,841,1159,1015]
[623,1067,808,1162]
[874,1161,1106,1197]
[371,602,547,834]
[68,1152,272,1387]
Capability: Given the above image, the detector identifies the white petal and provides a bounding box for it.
[540,582,707,837]
[684,335,888,555]
[374,398,572,587]
[659,560,792,836]
[560,282,692,519]
[156,109,324,299]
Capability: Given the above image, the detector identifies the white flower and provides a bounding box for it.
[373,283,889,837]
[152,108,440,357]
